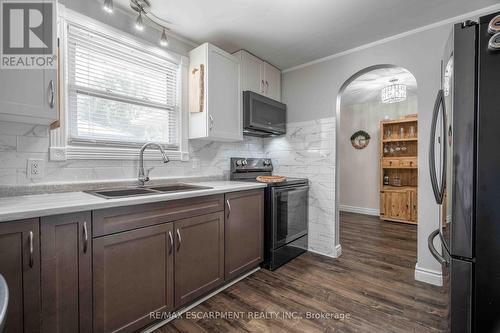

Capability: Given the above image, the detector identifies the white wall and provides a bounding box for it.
[281,23,455,284]
[339,95,417,214]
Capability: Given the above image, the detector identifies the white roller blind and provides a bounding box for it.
[67,25,180,148]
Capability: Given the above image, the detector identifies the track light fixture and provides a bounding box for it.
[103,0,113,13]
[103,0,172,47]
[160,28,169,47]
[135,12,144,31]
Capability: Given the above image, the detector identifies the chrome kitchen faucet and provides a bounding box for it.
[138,142,169,186]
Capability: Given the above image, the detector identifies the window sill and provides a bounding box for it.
[49,145,189,161]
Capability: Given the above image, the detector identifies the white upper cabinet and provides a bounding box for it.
[233,50,281,102]
[263,62,281,102]
[0,68,58,125]
[240,51,264,94]
[189,43,242,142]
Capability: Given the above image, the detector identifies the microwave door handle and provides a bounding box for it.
[429,89,445,204]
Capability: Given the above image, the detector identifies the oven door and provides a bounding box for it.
[271,185,309,249]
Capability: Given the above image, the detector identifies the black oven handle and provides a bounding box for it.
[272,185,309,193]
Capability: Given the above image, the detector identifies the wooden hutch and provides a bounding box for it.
[379,116,418,224]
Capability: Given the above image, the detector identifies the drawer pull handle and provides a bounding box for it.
[226,200,231,218]
[168,231,173,254]
[49,80,55,108]
[176,228,181,251]
[29,231,34,268]
[83,222,88,253]
[209,114,214,131]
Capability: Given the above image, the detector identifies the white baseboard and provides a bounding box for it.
[339,205,379,216]
[142,267,260,332]
[414,263,443,286]
[308,244,342,258]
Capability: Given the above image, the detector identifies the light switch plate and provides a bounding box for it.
[27,159,44,179]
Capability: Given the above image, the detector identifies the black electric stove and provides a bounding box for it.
[230,158,309,270]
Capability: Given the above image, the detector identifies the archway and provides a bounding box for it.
[335,65,418,247]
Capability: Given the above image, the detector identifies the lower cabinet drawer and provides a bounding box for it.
[399,159,417,168]
[92,195,224,237]
[382,159,399,168]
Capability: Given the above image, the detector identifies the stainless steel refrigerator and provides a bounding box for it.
[427,12,500,333]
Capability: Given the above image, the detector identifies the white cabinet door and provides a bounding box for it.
[240,51,264,94]
[0,68,57,125]
[207,45,242,141]
[263,62,281,102]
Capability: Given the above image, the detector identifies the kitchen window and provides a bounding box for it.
[67,25,179,148]
[50,8,189,161]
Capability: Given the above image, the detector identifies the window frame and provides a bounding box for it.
[50,6,190,161]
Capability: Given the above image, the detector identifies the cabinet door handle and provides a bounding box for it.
[83,221,88,253]
[226,200,231,218]
[261,80,265,93]
[209,114,214,131]
[168,231,173,254]
[176,228,181,251]
[29,231,34,268]
[49,80,55,109]
[265,80,269,94]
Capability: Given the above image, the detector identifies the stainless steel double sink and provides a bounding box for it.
[87,184,213,199]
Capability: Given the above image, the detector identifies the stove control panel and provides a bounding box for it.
[230,157,274,173]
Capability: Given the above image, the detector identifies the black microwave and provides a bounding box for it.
[243,91,286,137]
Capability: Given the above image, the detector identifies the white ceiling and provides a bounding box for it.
[341,67,417,106]
[113,0,499,69]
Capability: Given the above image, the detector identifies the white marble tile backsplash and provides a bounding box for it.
[0,123,265,186]
[264,117,336,257]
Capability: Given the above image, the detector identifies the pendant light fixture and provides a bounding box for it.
[381,79,407,104]
[160,28,169,47]
[103,0,113,13]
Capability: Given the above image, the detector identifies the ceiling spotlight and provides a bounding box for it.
[160,28,169,47]
[103,0,113,13]
[135,12,144,31]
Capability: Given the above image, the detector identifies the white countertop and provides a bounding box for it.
[0,181,267,223]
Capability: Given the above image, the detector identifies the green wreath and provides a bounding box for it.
[350,130,371,149]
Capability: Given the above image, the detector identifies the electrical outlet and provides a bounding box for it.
[27,159,44,179]
[192,158,201,169]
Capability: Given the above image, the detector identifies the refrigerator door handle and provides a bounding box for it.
[429,89,447,204]
[428,229,448,265]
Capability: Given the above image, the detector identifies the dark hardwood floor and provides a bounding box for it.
[153,212,448,333]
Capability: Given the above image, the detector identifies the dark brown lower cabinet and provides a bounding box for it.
[0,218,40,333]
[174,212,225,307]
[225,190,264,280]
[40,212,92,333]
[93,223,174,333]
